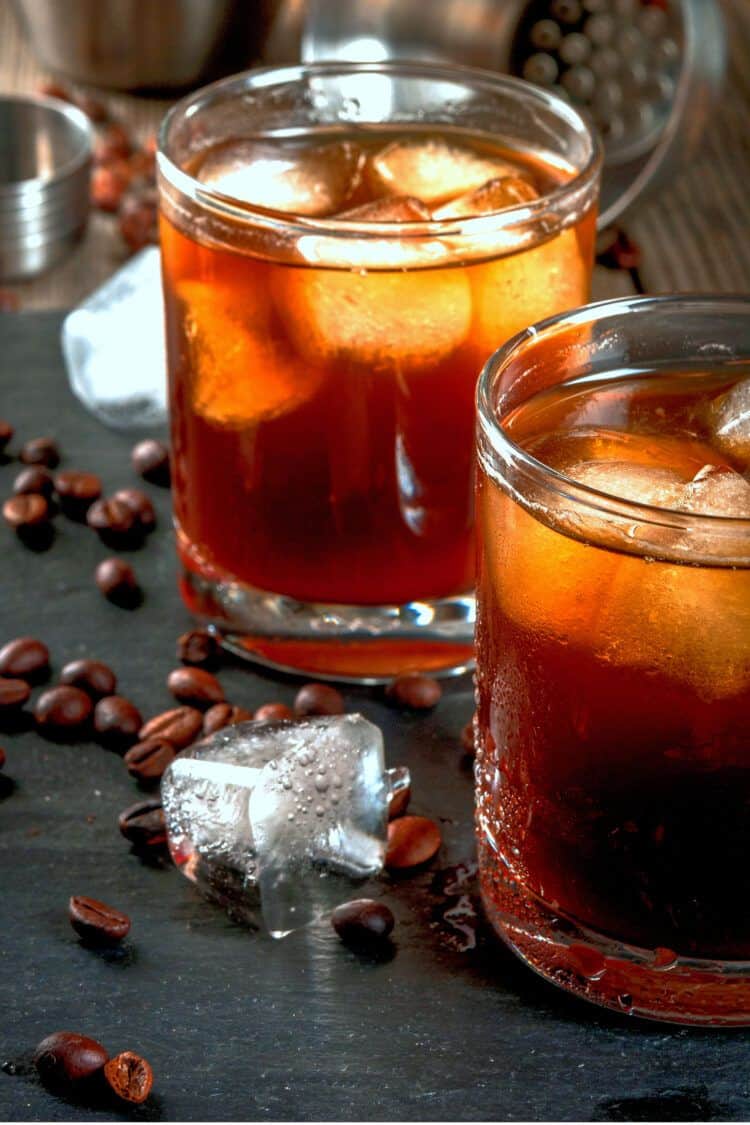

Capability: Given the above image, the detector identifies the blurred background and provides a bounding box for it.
[0,0,748,310]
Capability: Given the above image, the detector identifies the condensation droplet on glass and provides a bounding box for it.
[530,19,562,50]
[314,774,329,792]
[315,806,325,817]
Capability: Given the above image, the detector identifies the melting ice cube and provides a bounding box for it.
[567,459,687,511]
[336,195,432,222]
[368,138,518,206]
[708,379,750,470]
[161,715,408,937]
[196,139,365,217]
[681,464,750,519]
[432,175,539,220]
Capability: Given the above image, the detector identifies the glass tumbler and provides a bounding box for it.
[157,61,601,682]
[475,296,750,1025]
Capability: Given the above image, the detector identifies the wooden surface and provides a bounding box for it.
[3,315,750,1122]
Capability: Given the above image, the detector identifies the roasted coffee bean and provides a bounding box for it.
[166,666,224,709]
[103,1051,153,1105]
[91,163,129,212]
[54,470,102,518]
[254,701,294,721]
[60,659,116,700]
[0,746,5,769]
[111,488,155,532]
[3,493,49,530]
[119,188,158,253]
[68,895,131,944]
[331,899,395,945]
[93,695,143,750]
[139,706,202,749]
[124,738,175,783]
[35,686,93,734]
[71,90,108,123]
[95,558,140,606]
[0,419,13,452]
[386,673,442,710]
[388,783,411,820]
[13,466,54,498]
[19,437,59,468]
[94,122,132,164]
[87,497,140,545]
[177,628,219,667]
[0,677,31,710]
[385,815,441,870]
[131,438,170,485]
[461,717,476,756]
[202,702,253,735]
[0,637,50,682]
[294,682,344,717]
[34,1031,108,1087]
[118,798,166,848]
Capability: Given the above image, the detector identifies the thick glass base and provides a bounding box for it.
[479,847,750,1027]
[179,563,475,684]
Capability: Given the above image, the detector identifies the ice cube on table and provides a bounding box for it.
[368,138,518,206]
[432,175,539,220]
[161,715,407,937]
[61,247,167,430]
[196,139,365,217]
[709,379,750,469]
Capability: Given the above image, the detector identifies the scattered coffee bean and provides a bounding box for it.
[0,637,50,682]
[0,677,31,710]
[94,122,132,164]
[119,187,158,253]
[118,798,166,849]
[166,666,224,709]
[461,717,476,756]
[111,487,156,532]
[93,695,143,750]
[68,895,131,945]
[131,438,170,485]
[177,628,219,667]
[254,701,294,721]
[331,898,395,945]
[13,466,54,498]
[386,673,442,710]
[139,706,203,750]
[124,738,175,784]
[3,493,49,530]
[35,686,93,735]
[0,419,13,452]
[91,163,129,211]
[95,558,140,606]
[19,436,59,468]
[87,497,140,546]
[388,783,411,820]
[202,702,253,735]
[385,815,442,870]
[294,682,345,717]
[0,747,5,769]
[60,659,116,700]
[103,1051,153,1105]
[34,1031,109,1087]
[54,470,102,519]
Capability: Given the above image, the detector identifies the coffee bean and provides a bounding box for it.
[388,784,411,820]
[13,466,54,498]
[202,702,253,735]
[167,666,224,709]
[95,557,140,606]
[124,738,175,784]
[119,188,158,253]
[34,1031,109,1087]
[3,493,49,530]
[19,437,59,468]
[385,815,441,870]
[254,701,294,721]
[35,686,93,735]
[0,637,50,682]
[131,438,170,485]
[176,628,219,667]
[93,695,143,750]
[0,677,31,710]
[139,706,202,750]
[0,419,13,452]
[111,487,156,532]
[0,747,5,769]
[294,683,345,717]
[331,899,395,945]
[103,1051,153,1105]
[68,895,131,945]
[60,659,117,700]
[386,673,442,710]
[461,717,476,756]
[118,798,166,849]
[87,497,141,547]
[94,122,132,164]
[54,470,102,519]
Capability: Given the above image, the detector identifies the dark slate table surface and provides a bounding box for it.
[1,312,749,1123]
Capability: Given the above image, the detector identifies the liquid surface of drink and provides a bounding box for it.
[161,127,595,612]
[476,367,750,972]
